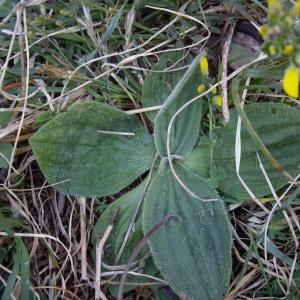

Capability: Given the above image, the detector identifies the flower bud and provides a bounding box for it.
[283,44,294,55]
[212,95,222,107]
[197,84,206,93]
[258,25,268,39]
[200,55,209,76]
[293,0,300,14]
[268,45,277,56]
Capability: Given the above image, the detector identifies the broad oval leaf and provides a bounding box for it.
[215,102,300,201]
[91,180,147,264]
[154,54,205,158]
[30,102,155,197]
[91,180,158,296]
[143,164,231,300]
[141,50,191,122]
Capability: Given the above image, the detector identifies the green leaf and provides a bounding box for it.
[215,103,300,201]
[143,164,231,300]
[154,54,205,158]
[155,287,180,300]
[92,179,158,296]
[91,180,147,264]
[30,102,155,197]
[141,50,191,122]
[266,238,300,270]
[35,111,56,125]
[0,0,13,18]
[0,111,12,129]
[182,140,211,178]
[101,3,124,44]
[2,238,32,300]
[0,216,22,234]
[17,238,31,300]
[0,143,12,168]
[229,40,260,70]
[2,247,19,300]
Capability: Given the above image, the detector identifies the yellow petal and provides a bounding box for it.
[282,44,294,55]
[294,0,300,13]
[267,0,276,8]
[200,55,209,76]
[258,25,268,39]
[283,66,299,98]
[197,84,206,93]
[268,0,282,10]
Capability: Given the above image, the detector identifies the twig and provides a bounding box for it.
[232,78,294,182]
[125,105,162,115]
[221,22,236,123]
[97,130,135,136]
[233,77,270,212]
[115,154,158,263]
[78,197,88,281]
[95,211,117,300]
[6,2,29,184]
[165,52,267,202]
[117,213,175,300]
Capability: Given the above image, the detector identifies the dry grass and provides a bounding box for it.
[0,1,299,299]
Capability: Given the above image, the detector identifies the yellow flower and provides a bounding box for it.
[200,55,209,76]
[197,84,206,93]
[293,0,300,14]
[213,95,222,107]
[258,25,268,39]
[282,44,294,55]
[283,65,299,98]
[267,0,281,10]
[267,0,276,8]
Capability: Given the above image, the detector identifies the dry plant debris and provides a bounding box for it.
[0,1,299,299]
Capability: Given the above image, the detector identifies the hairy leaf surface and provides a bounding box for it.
[0,111,11,129]
[143,164,231,300]
[0,143,12,168]
[216,103,300,200]
[30,102,155,197]
[141,50,191,121]
[182,140,211,178]
[91,180,158,296]
[91,180,147,264]
[154,54,205,157]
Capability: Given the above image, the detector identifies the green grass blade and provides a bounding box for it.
[2,245,19,300]
[17,238,31,300]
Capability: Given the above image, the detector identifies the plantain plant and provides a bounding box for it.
[29,50,300,299]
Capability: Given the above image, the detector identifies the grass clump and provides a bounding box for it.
[0,1,300,299]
